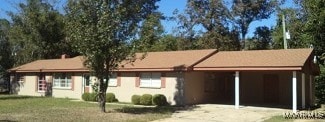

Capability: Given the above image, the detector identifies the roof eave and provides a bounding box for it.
[118,67,188,72]
[193,66,302,71]
[13,69,89,73]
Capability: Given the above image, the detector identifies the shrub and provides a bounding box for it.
[140,94,153,105]
[131,95,141,105]
[89,93,97,101]
[82,93,97,101]
[106,93,118,102]
[152,94,168,106]
[82,93,90,101]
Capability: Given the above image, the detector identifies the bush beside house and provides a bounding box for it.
[131,95,141,105]
[106,93,118,102]
[132,94,168,106]
[140,94,153,105]
[82,93,118,103]
[82,93,97,101]
[152,94,168,106]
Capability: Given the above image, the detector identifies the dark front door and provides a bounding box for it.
[263,74,279,104]
[83,74,90,93]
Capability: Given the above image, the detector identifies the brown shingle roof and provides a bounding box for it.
[10,56,88,72]
[119,49,218,71]
[10,48,316,73]
[194,48,314,71]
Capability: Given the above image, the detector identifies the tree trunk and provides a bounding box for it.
[98,78,106,113]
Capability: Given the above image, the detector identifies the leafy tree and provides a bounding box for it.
[0,19,14,87]
[65,0,159,112]
[271,8,310,49]
[232,0,278,49]
[8,0,75,65]
[151,34,183,51]
[301,0,325,64]
[246,26,271,50]
[175,0,240,51]
[136,12,164,52]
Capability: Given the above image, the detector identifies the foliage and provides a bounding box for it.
[131,95,141,105]
[315,65,325,104]
[152,94,168,106]
[135,12,164,52]
[82,93,97,102]
[8,0,75,66]
[106,93,118,103]
[65,0,160,112]
[246,26,272,50]
[91,82,99,94]
[232,0,278,49]
[175,0,240,51]
[140,94,153,105]
[271,8,310,49]
[0,19,13,85]
[301,0,325,64]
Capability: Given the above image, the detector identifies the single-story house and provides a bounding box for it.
[9,48,319,112]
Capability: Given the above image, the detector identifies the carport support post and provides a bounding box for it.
[235,71,240,109]
[292,71,297,113]
[302,73,305,109]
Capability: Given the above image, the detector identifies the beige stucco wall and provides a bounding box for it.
[104,72,180,105]
[52,73,83,99]
[18,73,45,96]
[184,71,205,104]
[17,73,83,99]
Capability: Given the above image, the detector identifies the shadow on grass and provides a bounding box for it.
[0,95,40,100]
[0,120,18,122]
[114,105,198,114]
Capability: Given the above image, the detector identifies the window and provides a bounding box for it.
[16,74,25,83]
[83,74,90,87]
[38,74,46,92]
[108,73,117,87]
[53,73,72,89]
[140,73,161,88]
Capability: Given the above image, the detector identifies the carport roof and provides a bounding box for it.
[194,48,315,71]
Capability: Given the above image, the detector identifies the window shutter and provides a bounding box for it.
[35,76,38,92]
[71,74,74,91]
[161,73,166,88]
[117,72,121,86]
[135,72,140,87]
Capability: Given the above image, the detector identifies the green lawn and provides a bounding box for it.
[0,95,177,122]
[263,115,293,122]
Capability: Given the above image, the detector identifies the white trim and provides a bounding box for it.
[52,87,72,90]
[292,71,297,113]
[235,71,240,109]
[302,73,305,109]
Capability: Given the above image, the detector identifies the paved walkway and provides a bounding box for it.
[154,104,287,122]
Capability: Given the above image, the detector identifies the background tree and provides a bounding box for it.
[301,0,325,64]
[65,0,160,112]
[175,0,240,51]
[246,26,271,50]
[271,8,310,49]
[299,0,325,104]
[135,12,164,52]
[232,0,278,49]
[0,19,14,90]
[8,0,75,65]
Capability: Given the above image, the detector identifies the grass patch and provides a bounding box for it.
[0,95,177,121]
[263,115,293,122]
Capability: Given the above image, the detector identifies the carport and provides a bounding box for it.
[192,49,319,112]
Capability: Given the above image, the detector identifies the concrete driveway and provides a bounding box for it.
[154,104,286,122]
